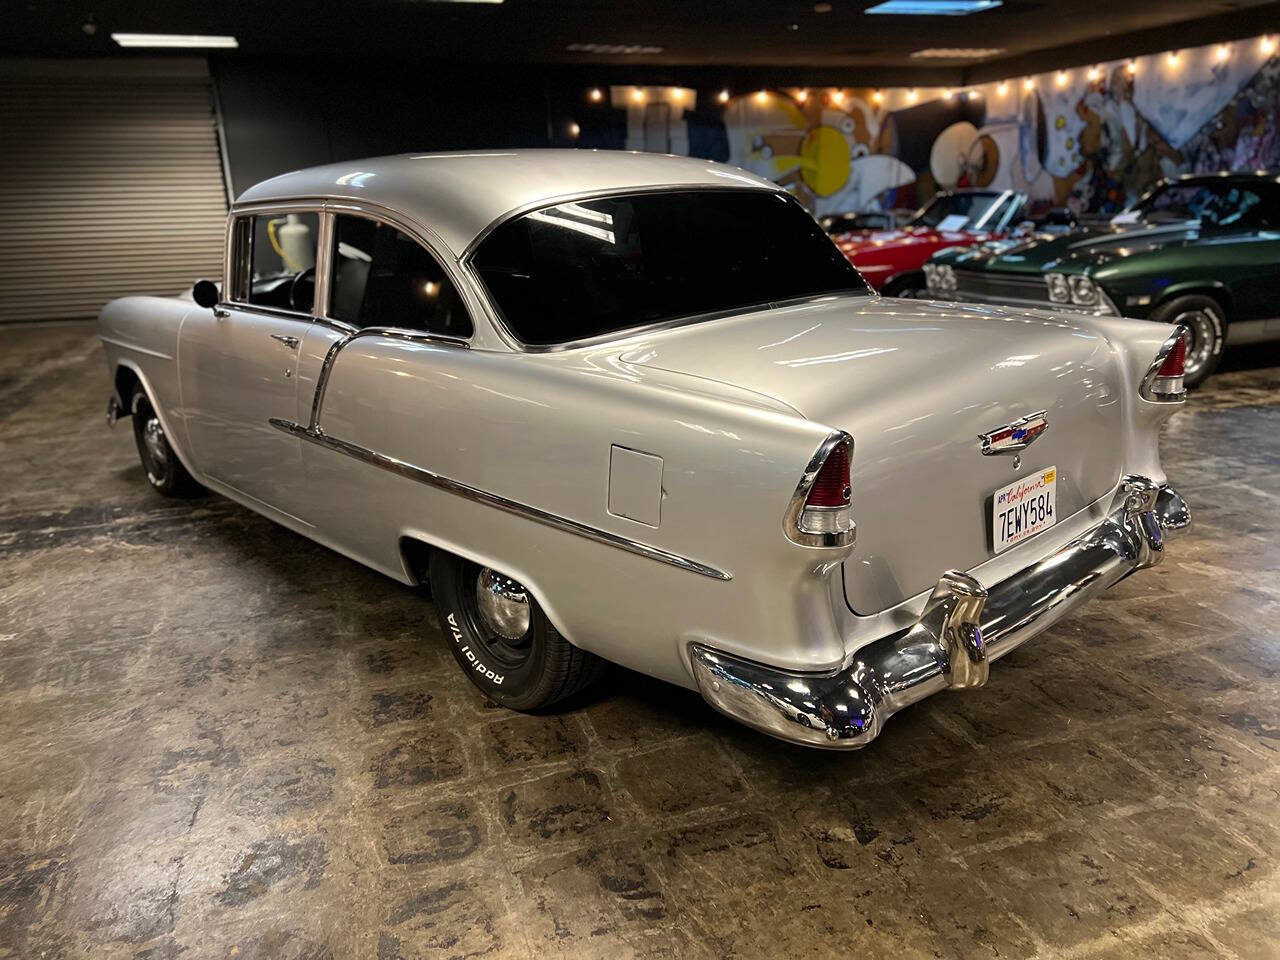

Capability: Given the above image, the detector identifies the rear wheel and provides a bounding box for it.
[1150,295,1225,388]
[429,550,605,710]
[129,383,202,497]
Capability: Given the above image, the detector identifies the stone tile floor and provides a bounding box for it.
[0,322,1277,959]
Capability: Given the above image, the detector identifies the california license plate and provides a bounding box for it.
[992,466,1057,553]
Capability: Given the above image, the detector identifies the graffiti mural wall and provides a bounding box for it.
[606,34,1278,217]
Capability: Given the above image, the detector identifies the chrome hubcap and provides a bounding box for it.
[1173,310,1217,378]
[475,568,531,641]
[143,417,168,467]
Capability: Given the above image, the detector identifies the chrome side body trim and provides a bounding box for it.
[690,476,1188,748]
[305,326,470,433]
[270,418,733,582]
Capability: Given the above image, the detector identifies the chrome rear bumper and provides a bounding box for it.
[690,476,1190,749]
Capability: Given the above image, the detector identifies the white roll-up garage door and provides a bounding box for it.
[0,58,229,323]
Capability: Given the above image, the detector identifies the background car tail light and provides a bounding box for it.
[1141,329,1188,402]
[785,433,855,547]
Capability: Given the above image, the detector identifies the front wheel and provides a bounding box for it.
[129,383,202,497]
[1150,295,1226,388]
[429,551,605,710]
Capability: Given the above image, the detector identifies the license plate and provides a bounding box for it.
[992,466,1057,553]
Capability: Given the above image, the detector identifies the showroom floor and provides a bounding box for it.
[1,321,1277,960]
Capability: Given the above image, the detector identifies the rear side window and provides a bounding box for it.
[231,213,320,313]
[328,214,473,338]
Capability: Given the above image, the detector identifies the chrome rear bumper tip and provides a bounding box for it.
[690,478,1189,750]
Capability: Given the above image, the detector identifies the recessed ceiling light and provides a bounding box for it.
[111,33,239,48]
[867,0,1001,14]
[566,43,663,55]
[911,47,1005,59]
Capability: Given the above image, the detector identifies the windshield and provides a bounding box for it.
[1134,181,1280,230]
[910,192,1002,229]
[472,189,868,346]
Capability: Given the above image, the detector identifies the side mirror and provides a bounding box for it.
[193,279,220,310]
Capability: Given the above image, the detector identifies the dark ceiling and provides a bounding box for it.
[8,0,1280,83]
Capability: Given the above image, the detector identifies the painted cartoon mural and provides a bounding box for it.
[601,34,1279,218]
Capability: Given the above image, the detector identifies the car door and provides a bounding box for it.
[179,209,320,517]
[293,210,475,534]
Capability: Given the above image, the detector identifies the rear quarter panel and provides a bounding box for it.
[304,339,853,686]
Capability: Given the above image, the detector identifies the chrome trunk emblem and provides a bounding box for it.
[980,410,1049,456]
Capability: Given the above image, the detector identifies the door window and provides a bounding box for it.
[230,213,320,314]
[328,214,473,338]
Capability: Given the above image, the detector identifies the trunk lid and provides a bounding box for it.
[620,295,1126,613]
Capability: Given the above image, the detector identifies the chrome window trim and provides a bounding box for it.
[459,186,870,354]
[268,417,731,582]
[307,326,470,434]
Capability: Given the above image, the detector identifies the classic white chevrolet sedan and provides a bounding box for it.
[99,151,1191,748]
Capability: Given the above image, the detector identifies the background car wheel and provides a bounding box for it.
[429,550,605,710]
[881,273,925,298]
[129,383,202,497]
[1150,295,1225,388]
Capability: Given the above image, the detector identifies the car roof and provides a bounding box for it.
[233,150,780,256]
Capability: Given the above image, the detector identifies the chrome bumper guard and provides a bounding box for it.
[690,476,1190,749]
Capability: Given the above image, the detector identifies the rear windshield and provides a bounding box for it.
[471,189,868,346]
[910,192,1003,229]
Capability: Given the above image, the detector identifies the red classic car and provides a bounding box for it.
[832,189,1028,297]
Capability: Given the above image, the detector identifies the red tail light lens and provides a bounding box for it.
[1141,329,1188,402]
[1158,331,1187,377]
[785,434,856,547]
[806,442,851,507]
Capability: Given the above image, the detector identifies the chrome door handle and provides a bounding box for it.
[271,334,300,349]
[213,307,230,320]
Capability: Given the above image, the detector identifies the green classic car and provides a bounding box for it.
[923,172,1280,386]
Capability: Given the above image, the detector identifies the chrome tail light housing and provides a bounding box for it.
[1141,328,1189,402]
[784,432,855,547]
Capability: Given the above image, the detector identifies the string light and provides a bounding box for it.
[669,87,682,103]
[796,88,808,103]
[906,88,918,103]
[1055,70,1068,87]
[1023,77,1035,91]
[588,87,603,102]
[872,89,884,104]
[1263,36,1277,56]
[1216,44,1230,62]
[1086,65,1100,81]
[943,87,953,98]
[755,89,769,104]
[717,88,730,103]
[1126,59,1138,75]
[631,87,645,103]
[996,81,1008,96]
[830,89,845,104]
[1167,50,1181,68]
[568,121,580,138]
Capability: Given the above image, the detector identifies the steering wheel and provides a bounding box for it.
[289,267,316,313]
